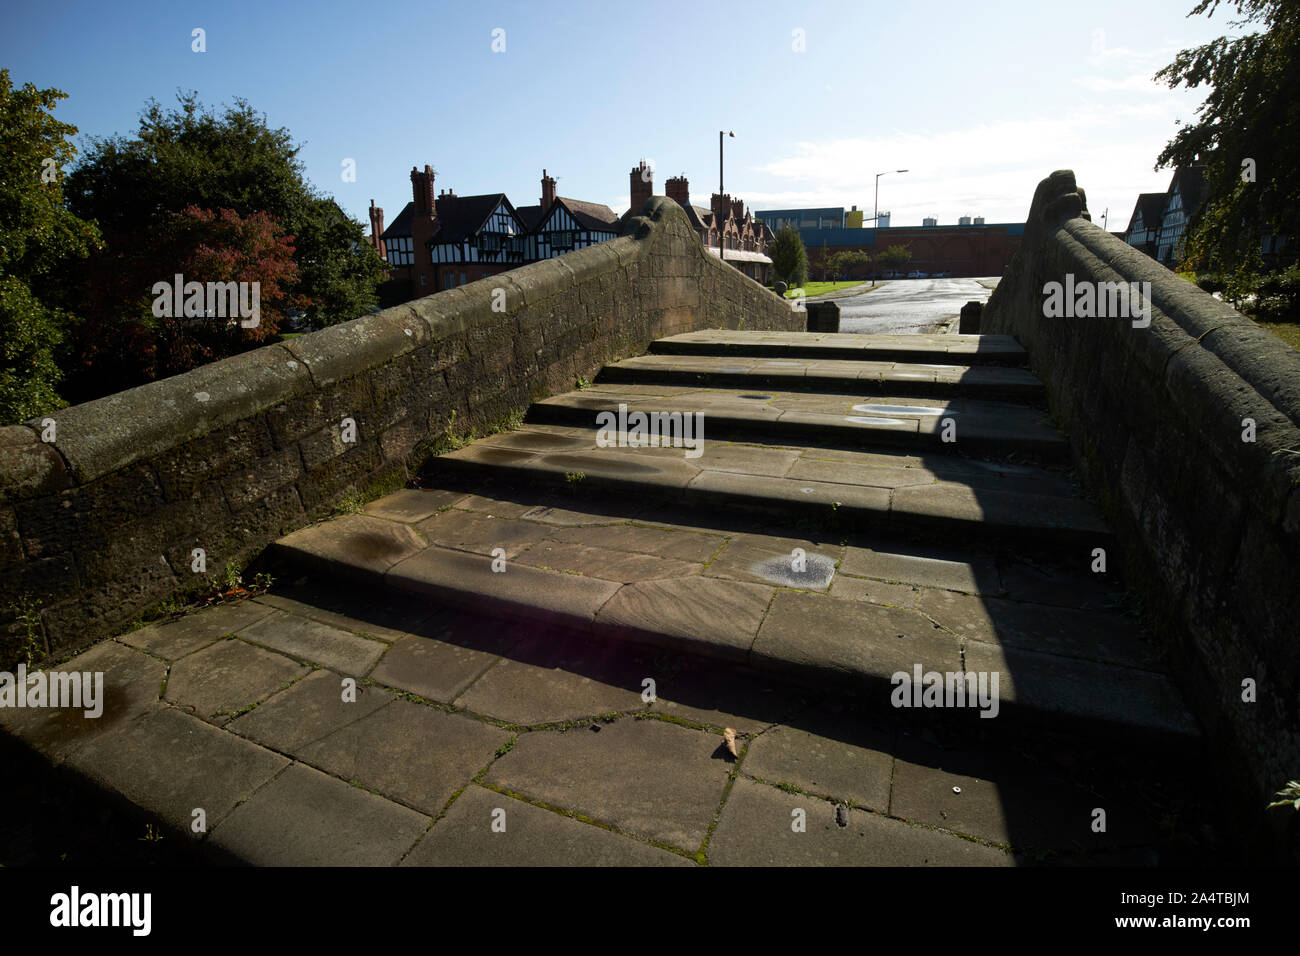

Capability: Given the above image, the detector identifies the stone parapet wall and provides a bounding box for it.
[0,197,797,666]
[984,170,1300,832]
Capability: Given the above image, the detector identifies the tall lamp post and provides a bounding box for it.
[874,168,908,226]
[719,130,734,256]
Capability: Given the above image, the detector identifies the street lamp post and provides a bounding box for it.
[874,168,908,226]
[719,130,734,256]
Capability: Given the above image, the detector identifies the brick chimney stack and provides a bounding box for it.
[411,164,436,215]
[666,176,690,206]
[630,161,653,214]
[409,164,439,295]
[731,198,745,222]
[711,192,732,225]
[368,199,385,258]
[541,169,557,213]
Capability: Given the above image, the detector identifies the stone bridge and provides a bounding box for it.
[0,174,1295,864]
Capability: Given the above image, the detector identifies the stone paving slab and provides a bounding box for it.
[888,735,1161,853]
[742,709,895,811]
[209,762,430,866]
[66,704,290,834]
[236,609,388,675]
[841,545,1002,595]
[595,576,774,663]
[917,588,1160,670]
[273,512,428,584]
[252,584,439,642]
[163,638,309,724]
[296,699,511,815]
[368,632,510,703]
[482,716,730,851]
[402,785,693,866]
[382,544,622,631]
[707,777,1014,866]
[0,641,167,763]
[752,590,961,690]
[453,633,648,725]
[119,600,276,660]
[227,668,394,753]
[962,640,1198,739]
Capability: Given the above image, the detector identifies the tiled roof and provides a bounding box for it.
[557,197,619,232]
[427,193,519,246]
[1139,192,1165,226]
[380,202,414,239]
[516,204,544,231]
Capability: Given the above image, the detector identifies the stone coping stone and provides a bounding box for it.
[28,343,313,484]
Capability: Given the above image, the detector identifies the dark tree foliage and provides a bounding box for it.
[0,70,101,424]
[1155,0,1300,276]
[62,92,386,399]
[769,224,809,288]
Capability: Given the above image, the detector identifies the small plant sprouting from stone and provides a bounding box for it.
[565,471,585,485]
[1267,780,1300,811]
[8,595,45,666]
[334,490,367,515]
[576,376,594,390]
[139,823,164,843]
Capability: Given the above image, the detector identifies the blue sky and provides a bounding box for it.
[2,0,1242,230]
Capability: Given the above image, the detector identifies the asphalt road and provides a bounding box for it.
[834,277,998,334]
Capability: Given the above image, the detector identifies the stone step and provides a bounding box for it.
[423,424,1111,551]
[267,485,1197,750]
[652,330,1029,366]
[529,385,1068,461]
[599,354,1045,401]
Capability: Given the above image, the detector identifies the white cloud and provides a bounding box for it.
[746,96,1202,227]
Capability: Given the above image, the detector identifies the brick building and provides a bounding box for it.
[755,207,1023,279]
[371,165,619,303]
[623,162,773,283]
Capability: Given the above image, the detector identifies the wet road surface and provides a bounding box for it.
[834,277,998,334]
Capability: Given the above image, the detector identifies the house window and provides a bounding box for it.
[384,235,414,266]
[459,271,467,285]
[480,233,502,253]
[551,232,573,250]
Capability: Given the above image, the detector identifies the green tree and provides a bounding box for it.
[877,244,913,276]
[1155,0,1299,278]
[63,92,386,397]
[0,70,102,424]
[769,224,808,288]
